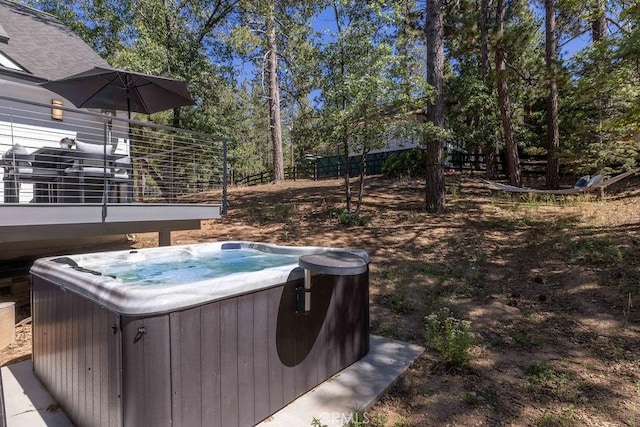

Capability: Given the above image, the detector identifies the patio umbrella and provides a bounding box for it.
[40,66,196,119]
[40,67,196,210]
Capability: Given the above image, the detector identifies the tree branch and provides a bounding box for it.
[503,58,535,86]
[176,0,189,13]
[558,29,589,49]
[195,1,240,47]
[606,17,629,36]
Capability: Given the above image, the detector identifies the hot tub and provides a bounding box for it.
[30,241,370,427]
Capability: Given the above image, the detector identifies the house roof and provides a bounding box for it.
[0,0,109,81]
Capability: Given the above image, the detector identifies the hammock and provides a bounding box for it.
[485,168,640,195]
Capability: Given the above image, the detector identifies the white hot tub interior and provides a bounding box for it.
[30,241,369,315]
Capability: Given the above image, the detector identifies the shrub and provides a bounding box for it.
[332,209,369,227]
[425,307,478,368]
[381,148,426,178]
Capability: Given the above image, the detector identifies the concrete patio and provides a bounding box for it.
[2,335,423,427]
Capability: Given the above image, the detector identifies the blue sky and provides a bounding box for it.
[232,4,592,87]
[560,33,591,60]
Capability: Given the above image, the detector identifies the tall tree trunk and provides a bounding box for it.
[591,0,606,41]
[545,0,560,189]
[495,0,521,187]
[343,136,351,212]
[480,0,491,75]
[481,0,499,179]
[592,0,606,167]
[266,9,284,184]
[425,0,445,214]
[355,150,366,214]
[398,0,412,101]
[332,1,351,212]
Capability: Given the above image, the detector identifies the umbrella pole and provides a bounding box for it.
[126,89,133,145]
[102,120,108,220]
[126,90,134,202]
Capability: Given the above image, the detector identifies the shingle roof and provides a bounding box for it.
[0,0,109,81]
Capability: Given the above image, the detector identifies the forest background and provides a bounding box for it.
[23,0,640,211]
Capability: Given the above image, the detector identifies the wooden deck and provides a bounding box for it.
[0,203,221,247]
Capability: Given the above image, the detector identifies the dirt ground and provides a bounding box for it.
[2,173,639,426]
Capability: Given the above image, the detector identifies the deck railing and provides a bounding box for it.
[0,95,227,210]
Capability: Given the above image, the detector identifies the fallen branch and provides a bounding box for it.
[16,316,31,327]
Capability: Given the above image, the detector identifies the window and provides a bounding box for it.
[0,51,25,72]
[0,24,8,43]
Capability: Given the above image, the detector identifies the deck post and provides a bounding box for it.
[159,229,171,246]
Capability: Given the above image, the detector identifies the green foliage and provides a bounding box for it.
[445,0,545,155]
[568,237,623,265]
[310,417,327,427]
[381,148,426,178]
[29,0,640,183]
[331,209,369,227]
[227,82,272,177]
[425,307,478,368]
[560,37,640,174]
[525,361,579,406]
[559,1,640,174]
[526,362,559,383]
[446,67,502,154]
[272,203,294,221]
[304,1,431,211]
[463,391,480,405]
[344,410,369,427]
[378,292,415,315]
[226,1,323,180]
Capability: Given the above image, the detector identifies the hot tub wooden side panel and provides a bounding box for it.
[33,270,369,427]
[32,275,122,427]
[164,272,369,427]
[166,290,277,427]
[120,315,172,427]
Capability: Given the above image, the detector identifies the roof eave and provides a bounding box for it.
[0,67,46,83]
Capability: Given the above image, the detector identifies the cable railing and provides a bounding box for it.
[0,95,227,209]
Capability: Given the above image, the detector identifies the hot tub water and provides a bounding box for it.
[81,248,300,285]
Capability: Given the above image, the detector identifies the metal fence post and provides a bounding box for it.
[222,138,228,214]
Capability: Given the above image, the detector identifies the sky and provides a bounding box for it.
[560,33,591,60]
[231,4,593,88]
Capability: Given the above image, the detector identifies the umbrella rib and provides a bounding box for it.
[117,73,131,89]
[131,85,150,114]
[126,76,154,113]
[76,78,120,108]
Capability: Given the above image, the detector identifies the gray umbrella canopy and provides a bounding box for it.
[41,66,196,117]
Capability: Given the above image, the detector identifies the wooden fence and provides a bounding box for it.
[229,166,313,187]
[229,152,548,187]
[447,152,547,175]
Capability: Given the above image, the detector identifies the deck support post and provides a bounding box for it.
[159,229,171,246]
